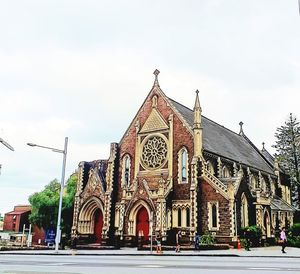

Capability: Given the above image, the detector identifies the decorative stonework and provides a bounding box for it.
[140,108,169,133]
[141,135,168,169]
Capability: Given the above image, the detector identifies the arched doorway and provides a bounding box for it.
[94,208,103,243]
[264,210,271,238]
[136,206,149,241]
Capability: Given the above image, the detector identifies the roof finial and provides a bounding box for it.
[239,121,244,135]
[193,89,201,111]
[262,142,265,151]
[153,69,160,86]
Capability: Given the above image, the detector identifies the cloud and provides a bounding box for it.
[0,0,300,216]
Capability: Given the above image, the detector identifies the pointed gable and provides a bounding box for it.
[119,69,192,145]
[140,107,169,133]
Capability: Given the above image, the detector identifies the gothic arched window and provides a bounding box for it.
[182,150,187,181]
[186,207,190,227]
[178,147,189,184]
[222,166,230,178]
[212,204,217,228]
[122,154,131,187]
[207,161,215,175]
[251,176,257,190]
[178,208,182,227]
[260,177,267,193]
[241,193,249,228]
[208,201,219,230]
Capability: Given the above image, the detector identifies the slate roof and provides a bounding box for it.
[168,98,274,174]
[271,196,296,212]
[261,148,275,166]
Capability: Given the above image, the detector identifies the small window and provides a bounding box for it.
[186,207,190,227]
[212,204,217,228]
[207,161,215,175]
[182,150,187,182]
[260,177,267,192]
[251,176,257,189]
[178,208,182,227]
[222,166,230,178]
[208,202,219,231]
[178,147,189,184]
[122,155,131,187]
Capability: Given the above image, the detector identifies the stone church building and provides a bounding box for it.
[72,70,295,246]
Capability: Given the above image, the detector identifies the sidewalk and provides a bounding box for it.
[0,246,300,258]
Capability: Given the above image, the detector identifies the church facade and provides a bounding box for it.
[72,70,295,246]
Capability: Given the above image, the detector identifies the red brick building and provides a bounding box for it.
[72,70,295,246]
[3,205,45,245]
[3,205,31,232]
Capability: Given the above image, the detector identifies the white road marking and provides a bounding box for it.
[249,267,281,270]
[139,264,164,268]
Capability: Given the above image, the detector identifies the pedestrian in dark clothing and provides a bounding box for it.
[194,233,200,250]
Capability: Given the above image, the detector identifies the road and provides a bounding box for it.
[0,255,299,274]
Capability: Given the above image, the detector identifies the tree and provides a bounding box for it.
[273,113,300,208]
[29,173,77,236]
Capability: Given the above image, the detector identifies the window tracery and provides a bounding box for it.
[141,136,168,169]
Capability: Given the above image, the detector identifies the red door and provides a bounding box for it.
[136,207,149,240]
[94,209,103,243]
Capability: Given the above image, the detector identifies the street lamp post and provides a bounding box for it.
[0,137,14,175]
[27,137,68,252]
[0,137,14,151]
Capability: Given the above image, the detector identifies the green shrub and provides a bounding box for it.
[239,225,262,247]
[287,236,300,247]
[289,223,300,236]
[287,223,300,247]
[199,233,215,245]
[240,238,251,251]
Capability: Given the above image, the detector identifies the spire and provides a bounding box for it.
[193,89,201,112]
[262,142,266,151]
[193,90,202,129]
[239,121,244,136]
[153,69,160,87]
[193,89,203,157]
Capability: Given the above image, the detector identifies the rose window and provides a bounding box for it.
[141,136,168,169]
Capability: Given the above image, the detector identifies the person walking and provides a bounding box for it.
[194,233,200,250]
[280,227,287,253]
[155,231,162,254]
[175,230,182,253]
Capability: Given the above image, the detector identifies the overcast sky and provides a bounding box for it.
[0,0,299,216]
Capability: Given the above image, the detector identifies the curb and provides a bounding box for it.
[0,252,239,257]
[0,252,300,258]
